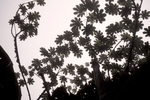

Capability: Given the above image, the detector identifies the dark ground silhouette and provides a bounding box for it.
[0,46,21,100]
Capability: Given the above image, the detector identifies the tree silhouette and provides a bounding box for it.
[0,46,21,100]
[9,0,150,100]
[9,0,46,100]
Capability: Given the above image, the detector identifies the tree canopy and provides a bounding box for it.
[9,0,150,100]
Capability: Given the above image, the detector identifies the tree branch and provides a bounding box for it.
[125,0,143,72]
[39,72,51,100]
[37,89,46,100]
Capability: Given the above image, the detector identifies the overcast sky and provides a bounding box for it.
[0,0,150,100]
[0,0,81,99]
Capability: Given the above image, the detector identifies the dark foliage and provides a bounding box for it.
[51,58,150,100]
[9,0,150,100]
[0,46,21,100]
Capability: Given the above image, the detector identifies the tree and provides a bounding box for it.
[50,0,150,100]
[9,0,46,100]
[9,0,150,100]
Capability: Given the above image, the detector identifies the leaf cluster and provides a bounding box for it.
[9,0,46,41]
[28,46,91,96]
[12,0,150,99]
[53,0,150,81]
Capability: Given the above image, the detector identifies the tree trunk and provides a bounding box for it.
[91,58,107,100]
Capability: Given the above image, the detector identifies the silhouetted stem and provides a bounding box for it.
[39,72,51,100]
[92,57,107,100]
[125,0,143,72]
[14,36,31,100]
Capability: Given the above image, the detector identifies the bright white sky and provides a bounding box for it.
[0,0,150,100]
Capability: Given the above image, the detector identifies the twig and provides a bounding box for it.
[112,39,122,51]
[11,24,15,38]
[37,89,46,100]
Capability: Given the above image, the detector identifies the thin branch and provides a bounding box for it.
[11,24,15,38]
[14,36,32,100]
[16,30,23,37]
[112,39,122,51]
[37,89,46,100]
[38,65,51,100]
[14,24,17,35]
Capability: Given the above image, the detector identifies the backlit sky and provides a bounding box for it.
[0,0,81,99]
[0,0,150,100]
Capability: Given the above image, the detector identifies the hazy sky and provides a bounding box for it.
[0,0,150,100]
[0,0,81,99]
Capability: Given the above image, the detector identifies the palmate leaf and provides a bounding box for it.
[105,2,119,15]
[48,47,56,56]
[70,17,83,30]
[60,76,67,83]
[76,65,88,76]
[31,59,42,70]
[71,27,80,37]
[69,42,83,58]
[73,4,86,17]
[56,44,70,57]
[19,79,25,87]
[143,26,150,37]
[62,68,68,75]
[36,0,46,6]
[99,54,108,63]
[134,36,143,50]
[27,1,35,9]
[20,5,27,15]
[141,10,150,20]
[55,35,64,45]
[129,20,144,33]
[94,31,105,41]
[69,42,79,52]
[82,24,96,36]
[27,78,35,85]
[18,21,39,41]
[88,9,106,23]
[67,64,75,75]
[119,5,132,18]
[9,19,14,25]
[121,32,131,42]
[19,32,28,41]
[53,56,64,67]
[28,11,41,22]
[106,22,124,35]
[94,39,108,53]
[19,29,38,41]
[63,31,73,42]
[29,70,34,77]
[84,0,100,11]
[40,47,49,57]
[78,36,91,46]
